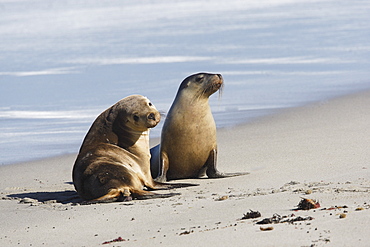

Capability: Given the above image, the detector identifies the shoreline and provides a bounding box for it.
[2,86,367,168]
[1,89,370,246]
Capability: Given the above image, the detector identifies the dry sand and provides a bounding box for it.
[1,90,370,246]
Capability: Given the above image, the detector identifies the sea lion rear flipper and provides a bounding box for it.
[214,171,250,178]
[83,188,129,204]
[205,149,249,178]
[131,189,181,200]
[83,188,180,204]
[150,181,199,190]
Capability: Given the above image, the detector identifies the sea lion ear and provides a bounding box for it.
[106,105,117,123]
[132,112,140,122]
[179,80,190,90]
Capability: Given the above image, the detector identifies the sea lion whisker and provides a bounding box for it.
[218,83,224,99]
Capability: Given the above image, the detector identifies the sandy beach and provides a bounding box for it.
[1,90,369,246]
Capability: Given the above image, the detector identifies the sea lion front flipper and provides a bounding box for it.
[154,151,170,183]
[150,144,160,179]
[205,149,249,178]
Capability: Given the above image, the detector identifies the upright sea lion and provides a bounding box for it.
[73,95,192,202]
[150,73,248,182]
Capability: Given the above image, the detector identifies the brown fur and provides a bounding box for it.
[73,95,190,202]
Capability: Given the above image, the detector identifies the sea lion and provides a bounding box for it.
[73,95,193,202]
[150,73,248,182]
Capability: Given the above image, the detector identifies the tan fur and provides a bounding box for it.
[73,95,180,202]
[151,73,248,181]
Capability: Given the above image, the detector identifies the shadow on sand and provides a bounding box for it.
[6,183,82,204]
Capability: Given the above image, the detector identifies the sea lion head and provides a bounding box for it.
[178,73,223,98]
[114,95,161,132]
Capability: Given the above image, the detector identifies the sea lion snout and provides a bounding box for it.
[146,110,161,128]
[148,113,156,120]
[214,75,223,88]
[202,73,223,95]
[147,111,160,122]
[214,73,223,85]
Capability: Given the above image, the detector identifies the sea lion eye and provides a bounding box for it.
[195,76,204,83]
[133,115,139,122]
[148,102,152,106]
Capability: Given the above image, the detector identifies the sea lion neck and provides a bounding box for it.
[176,89,210,104]
[111,118,147,148]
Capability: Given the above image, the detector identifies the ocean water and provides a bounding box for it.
[1,0,370,165]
